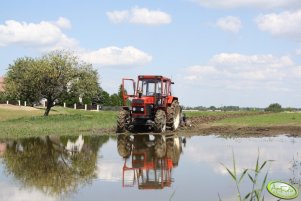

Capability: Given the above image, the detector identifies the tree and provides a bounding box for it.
[100,90,111,106]
[265,103,282,112]
[110,93,122,106]
[5,50,99,116]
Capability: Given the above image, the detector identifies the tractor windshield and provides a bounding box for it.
[138,79,161,96]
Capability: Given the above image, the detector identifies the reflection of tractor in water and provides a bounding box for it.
[117,75,183,133]
[117,134,183,189]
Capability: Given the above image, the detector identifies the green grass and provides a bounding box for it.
[0,106,117,138]
[215,112,301,126]
[0,108,45,121]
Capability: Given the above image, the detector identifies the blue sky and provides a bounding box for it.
[1,0,301,107]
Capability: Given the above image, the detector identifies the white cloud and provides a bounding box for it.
[80,46,152,66]
[182,53,296,90]
[106,10,129,23]
[216,16,242,33]
[0,17,77,50]
[56,17,71,29]
[256,10,301,40]
[106,7,171,25]
[194,0,301,9]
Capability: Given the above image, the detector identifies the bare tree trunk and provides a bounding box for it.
[44,100,53,116]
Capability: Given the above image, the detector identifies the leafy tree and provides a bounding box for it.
[5,50,99,116]
[5,57,39,104]
[100,90,111,106]
[110,93,122,106]
[209,106,216,111]
[0,91,7,103]
[265,103,282,112]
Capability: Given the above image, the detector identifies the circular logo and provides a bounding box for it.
[267,181,298,200]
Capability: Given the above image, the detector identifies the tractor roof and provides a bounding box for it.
[138,75,171,81]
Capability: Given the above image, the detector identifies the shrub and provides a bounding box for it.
[265,103,282,112]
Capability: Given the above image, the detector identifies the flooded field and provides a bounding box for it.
[0,134,300,201]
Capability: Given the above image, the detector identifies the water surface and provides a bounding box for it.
[0,134,300,201]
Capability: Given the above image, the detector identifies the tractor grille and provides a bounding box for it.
[132,104,153,115]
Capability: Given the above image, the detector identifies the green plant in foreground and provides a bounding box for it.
[220,150,273,201]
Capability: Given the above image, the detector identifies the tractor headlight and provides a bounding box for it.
[133,107,136,111]
[141,107,144,112]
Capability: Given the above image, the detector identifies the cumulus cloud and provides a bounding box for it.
[106,10,129,23]
[256,10,301,41]
[193,0,301,9]
[0,17,77,50]
[80,46,152,66]
[216,16,242,33]
[56,17,72,29]
[106,7,171,25]
[183,53,298,91]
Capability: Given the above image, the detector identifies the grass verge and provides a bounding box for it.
[0,106,117,138]
[214,112,301,126]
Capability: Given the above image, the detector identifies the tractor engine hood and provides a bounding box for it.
[132,97,155,105]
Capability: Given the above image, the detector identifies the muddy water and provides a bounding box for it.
[0,134,300,201]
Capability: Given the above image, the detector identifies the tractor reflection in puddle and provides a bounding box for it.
[117,134,184,190]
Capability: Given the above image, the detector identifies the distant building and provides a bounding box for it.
[0,77,5,92]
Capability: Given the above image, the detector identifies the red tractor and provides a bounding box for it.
[117,75,181,133]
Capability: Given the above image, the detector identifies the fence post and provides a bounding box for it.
[74,103,77,110]
[43,101,46,108]
[85,104,87,111]
[6,100,8,105]
[64,102,66,108]
[24,101,27,107]
[18,100,21,106]
[97,105,99,111]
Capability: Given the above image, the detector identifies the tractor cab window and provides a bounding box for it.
[138,79,161,96]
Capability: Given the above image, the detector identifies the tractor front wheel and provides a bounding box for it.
[154,110,166,133]
[116,109,130,133]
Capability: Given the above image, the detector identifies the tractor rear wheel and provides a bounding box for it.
[116,109,130,133]
[167,100,181,131]
[154,110,166,133]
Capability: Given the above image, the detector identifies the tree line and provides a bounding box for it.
[0,50,124,116]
